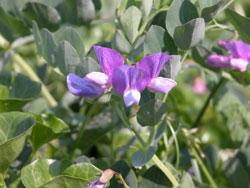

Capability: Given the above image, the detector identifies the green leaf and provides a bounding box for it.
[165,0,198,37]
[9,74,41,99]
[21,159,101,188]
[75,57,100,77]
[161,55,182,79]
[132,146,156,168]
[77,0,96,23]
[141,0,153,17]
[55,41,80,75]
[0,99,31,112]
[62,162,102,181]
[173,18,205,49]
[23,2,61,30]
[112,29,132,54]
[120,6,142,44]
[139,166,171,188]
[138,99,167,126]
[30,114,70,151]
[225,9,250,43]
[33,22,57,65]
[54,27,85,58]
[199,0,224,22]
[144,25,165,54]
[0,112,35,172]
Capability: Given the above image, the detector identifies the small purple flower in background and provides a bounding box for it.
[87,169,115,188]
[207,40,250,72]
[192,77,207,94]
[67,46,124,98]
[67,46,177,106]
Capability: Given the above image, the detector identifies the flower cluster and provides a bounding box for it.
[67,46,177,107]
[207,40,250,72]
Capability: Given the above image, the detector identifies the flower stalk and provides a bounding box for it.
[192,77,226,128]
[115,105,179,187]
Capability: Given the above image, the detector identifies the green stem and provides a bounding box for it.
[192,77,226,128]
[12,54,57,107]
[166,120,180,168]
[116,173,130,188]
[115,105,179,187]
[190,146,217,188]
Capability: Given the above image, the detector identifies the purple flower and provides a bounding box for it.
[207,40,250,72]
[67,45,124,98]
[136,53,177,94]
[87,169,115,188]
[112,53,177,106]
[67,46,177,106]
[112,65,150,107]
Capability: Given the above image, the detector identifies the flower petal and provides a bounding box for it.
[67,73,104,97]
[87,180,105,188]
[93,45,124,77]
[123,89,141,107]
[148,77,177,93]
[230,58,248,72]
[136,52,171,79]
[220,40,250,61]
[111,65,130,95]
[112,65,149,95]
[207,54,231,68]
[85,72,109,87]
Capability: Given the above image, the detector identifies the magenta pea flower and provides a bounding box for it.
[112,53,177,107]
[207,40,250,72]
[67,45,124,98]
[136,53,177,93]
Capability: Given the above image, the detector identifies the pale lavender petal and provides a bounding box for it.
[207,54,231,68]
[123,89,141,107]
[111,65,130,95]
[148,77,177,93]
[67,73,104,98]
[93,45,124,77]
[87,179,105,188]
[85,72,109,87]
[230,58,248,72]
[220,40,250,60]
[136,53,171,79]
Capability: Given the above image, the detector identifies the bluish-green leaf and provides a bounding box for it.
[165,0,198,37]
[55,41,80,75]
[138,99,167,126]
[225,9,250,43]
[144,25,165,54]
[161,55,182,79]
[132,146,156,167]
[199,0,224,22]
[120,6,142,44]
[54,27,85,58]
[173,18,205,49]
[112,29,132,54]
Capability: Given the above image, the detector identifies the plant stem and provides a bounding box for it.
[190,146,217,188]
[12,54,57,107]
[192,77,225,128]
[115,105,179,187]
[116,173,130,188]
